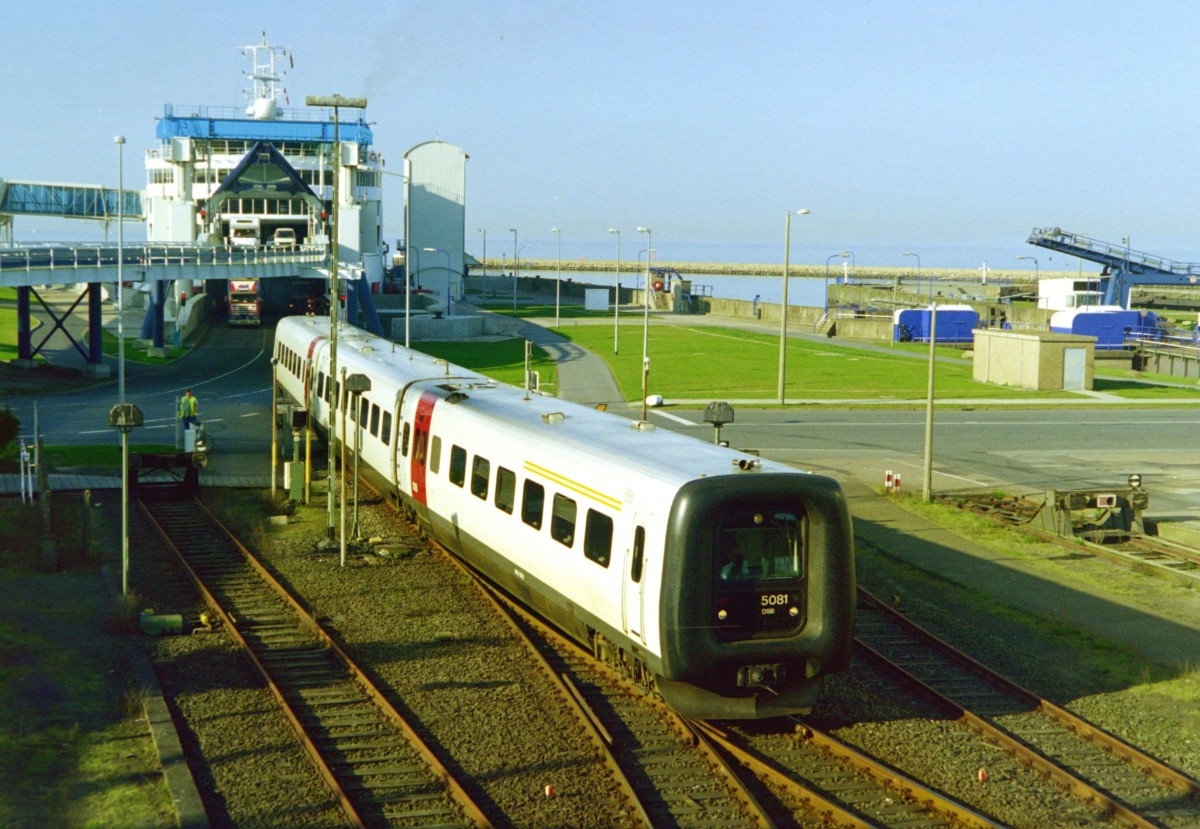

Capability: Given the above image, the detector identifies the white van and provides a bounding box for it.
[272,227,297,249]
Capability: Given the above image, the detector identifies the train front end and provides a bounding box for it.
[657,472,855,719]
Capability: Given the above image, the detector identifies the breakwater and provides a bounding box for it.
[483,258,1048,283]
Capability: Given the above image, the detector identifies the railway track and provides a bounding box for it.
[451,557,773,828]
[138,496,492,829]
[855,587,1200,828]
[447,545,1018,829]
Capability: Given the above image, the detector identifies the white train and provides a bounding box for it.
[274,316,855,719]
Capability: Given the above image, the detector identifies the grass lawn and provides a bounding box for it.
[548,323,1063,401]
[0,498,175,828]
[409,337,559,394]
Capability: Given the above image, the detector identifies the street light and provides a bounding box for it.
[477,228,486,278]
[608,228,621,354]
[922,303,938,503]
[515,243,535,313]
[423,247,452,316]
[778,209,810,404]
[903,251,924,302]
[637,227,652,421]
[306,93,368,542]
[114,135,130,595]
[1017,255,1039,281]
[509,228,518,311]
[551,226,561,327]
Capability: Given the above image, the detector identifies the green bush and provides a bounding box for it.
[0,406,18,456]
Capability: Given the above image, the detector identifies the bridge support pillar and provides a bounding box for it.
[81,283,112,378]
[153,280,166,351]
[16,286,32,362]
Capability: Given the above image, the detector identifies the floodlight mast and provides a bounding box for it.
[306,95,367,542]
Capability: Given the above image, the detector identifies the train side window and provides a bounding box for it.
[631,526,646,583]
[317,372,326,402]
[449,445,467,487]
[401,422,410,457]
[550,494,577,548]
[358,397,369,425]
[495,467,516,514]
[369,404,380,437]
[471,456,490,500]
[522,480,545,529]
[583,510,613,568]
[381,411,392,446]
[429,436,442,474]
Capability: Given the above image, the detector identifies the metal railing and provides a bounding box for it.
[0,241,325,273]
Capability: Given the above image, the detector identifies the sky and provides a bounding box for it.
[4,0,1200,268]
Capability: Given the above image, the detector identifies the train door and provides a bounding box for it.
[409,392,436,506]
[622,518,650,644]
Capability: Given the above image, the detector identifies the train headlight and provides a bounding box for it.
[789,606,799,617]
[717,609,728,621]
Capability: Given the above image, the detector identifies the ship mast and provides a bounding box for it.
[241,32,291,120]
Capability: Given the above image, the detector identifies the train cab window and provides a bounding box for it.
[550,494,577,548]
[717,511,807,582]
[521,481,545,529]
[415,432,428,467]
[495,467,516,515]
[471,456,490,500]
[318,372,327,402]
[369,404,380,437]
[449,445,467,487]
[381,411,392,445]
[401,422,411,456]
[429,437,442,474]
[631,526,646,583]
[583,510,613,568]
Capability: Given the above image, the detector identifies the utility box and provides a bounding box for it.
[973,329,1095,391]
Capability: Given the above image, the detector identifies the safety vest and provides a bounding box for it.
[179,396,197,418]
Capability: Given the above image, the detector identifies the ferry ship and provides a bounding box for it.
[144,34,386,314]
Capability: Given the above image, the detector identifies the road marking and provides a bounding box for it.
[240,412,260,418]
[652,410,693,425]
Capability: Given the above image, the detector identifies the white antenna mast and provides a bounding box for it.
[241,32,291,120]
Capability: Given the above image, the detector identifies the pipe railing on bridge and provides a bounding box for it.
[0,242,326,274]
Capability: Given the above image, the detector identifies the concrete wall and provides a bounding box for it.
[973,329,1096,390]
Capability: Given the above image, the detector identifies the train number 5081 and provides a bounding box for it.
[761,594,789,607]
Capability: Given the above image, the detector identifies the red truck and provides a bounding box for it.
[228,279,262,326]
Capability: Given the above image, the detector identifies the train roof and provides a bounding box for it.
[277,316,815,489]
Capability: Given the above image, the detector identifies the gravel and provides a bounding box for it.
[107,482,1199,828]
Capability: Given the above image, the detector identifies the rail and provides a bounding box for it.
[856,587,1200,826]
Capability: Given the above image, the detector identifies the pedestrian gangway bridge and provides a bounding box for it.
[1028,226,1200,307]
[0,179,143,230]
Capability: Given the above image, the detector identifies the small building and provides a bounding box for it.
[893,305,978,343]
[973,329,1095,391]
[1050,307,1160,350]
[1037,278,1103,311]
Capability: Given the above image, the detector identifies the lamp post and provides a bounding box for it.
[516,243,535,309]
[477,228,486,278]
[1017,255,1039,281]
[551,226,561,327]
[608,228,620,354]
[824,252,839,314]
[903,251,923,302]
[922,303,938,503]
[423,247,452,316]
[509,228,518,311]
[778,209,810,404]
[306,94,368,542]
[114,135,130,595]
[637,227,652,421]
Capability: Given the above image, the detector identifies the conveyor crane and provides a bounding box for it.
[1027,226,1200,308]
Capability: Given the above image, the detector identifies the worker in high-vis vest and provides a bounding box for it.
[179,389,199,430]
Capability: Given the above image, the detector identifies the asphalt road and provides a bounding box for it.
[11,315,1200,524]
[645,407,1200,523]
